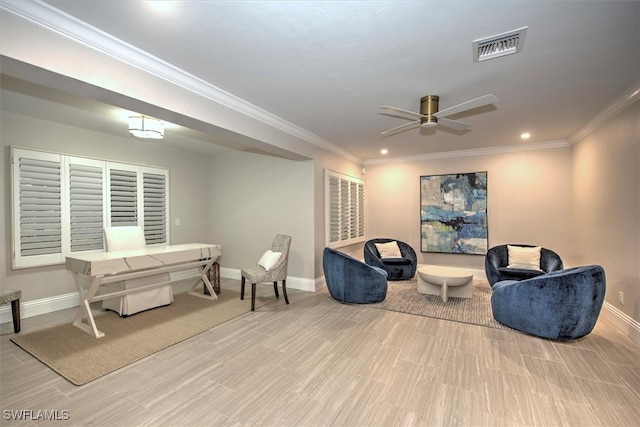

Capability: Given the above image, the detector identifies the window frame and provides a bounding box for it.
[324,168,366,248]
[11,147,170,269]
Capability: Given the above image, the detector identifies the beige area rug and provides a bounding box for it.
[11,290,267,386]
[368,279,510,330]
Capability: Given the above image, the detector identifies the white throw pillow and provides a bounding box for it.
[258,250,282,271]
[375,241,402,258]
[507,245,542,271]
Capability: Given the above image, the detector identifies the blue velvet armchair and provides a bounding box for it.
[323,247,388,304]
[491,265,606,340]
[364,238,417,281]
[485,244,563,287]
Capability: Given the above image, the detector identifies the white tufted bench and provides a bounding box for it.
[1,289,21,333]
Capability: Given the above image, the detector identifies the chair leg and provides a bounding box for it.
[11,299,20,333]
[241,276,245,300]
[282,279,289,305]
[251,283,256,312]
[273,281,279,298]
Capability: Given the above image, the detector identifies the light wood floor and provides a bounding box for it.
[1,278,639,427]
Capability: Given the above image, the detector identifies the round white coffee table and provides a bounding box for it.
[417,265,474,302]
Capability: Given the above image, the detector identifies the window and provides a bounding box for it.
[142,172,168,244]
[324,169,365,248]
[69,157,105,253]
[13,150,64,267]
[11,147,169,269]
[109,167,138,226]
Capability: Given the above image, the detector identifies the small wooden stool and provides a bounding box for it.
[0,289,21,333]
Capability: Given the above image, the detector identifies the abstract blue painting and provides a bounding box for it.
[420,172,488,254]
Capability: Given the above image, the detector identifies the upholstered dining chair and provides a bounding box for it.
[241,234,292,311]
[102,226,173,316]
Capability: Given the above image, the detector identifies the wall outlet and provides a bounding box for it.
[619,291,624,305]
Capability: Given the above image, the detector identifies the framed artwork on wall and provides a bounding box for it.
[420,172,488,254]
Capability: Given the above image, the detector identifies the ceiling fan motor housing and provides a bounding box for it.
[420,95,439,127]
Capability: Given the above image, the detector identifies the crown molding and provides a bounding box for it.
[364,80,640,166]
[363,140,570,166]
[10,1,632,166]
[1,0,362,164]
[568,83,640,144]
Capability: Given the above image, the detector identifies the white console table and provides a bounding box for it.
[65,243,222,338]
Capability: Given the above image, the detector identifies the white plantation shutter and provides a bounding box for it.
[109,168,138,226]
[12,149,65,267]
[11,147,170,269]
[142,171,168,244]
[357,181,365,238]
[107,164,169,244]
[325,169,365,248]
[350,181,359,238]
[69,158,105,252]
[340,178,350,241]
[328,175,340,244]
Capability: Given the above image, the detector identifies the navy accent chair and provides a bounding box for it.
[364,238,417,281]
[323,247,388,304]
[491,265,606,340]
[485,244,563,287]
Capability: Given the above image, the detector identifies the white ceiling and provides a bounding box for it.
[2,1,639,162]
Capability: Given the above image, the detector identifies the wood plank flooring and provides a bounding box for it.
[1,278,639,426]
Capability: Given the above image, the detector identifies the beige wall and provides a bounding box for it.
[364,146,573,271]
[207,149,363,282]
[0,110,211,301]
[571,100,640,322]
[311,152,364,276]
[207,151,315,279]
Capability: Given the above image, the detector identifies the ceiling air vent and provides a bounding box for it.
[473,27,527,62]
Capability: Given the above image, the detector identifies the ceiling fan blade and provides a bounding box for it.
[433,94,499,118]
[381,119,421,135]
[437,117,471,131]
[379,106,424,119]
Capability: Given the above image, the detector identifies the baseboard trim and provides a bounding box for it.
[220,267,316,292]
[0,269,318,324]
[600,302,640,346]
[4,274,639,346]
[0,291,80,325]
[314,276,327,292]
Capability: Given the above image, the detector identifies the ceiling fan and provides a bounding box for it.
[379,94,499,136]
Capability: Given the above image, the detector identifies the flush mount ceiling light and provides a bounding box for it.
[128,115,164,139]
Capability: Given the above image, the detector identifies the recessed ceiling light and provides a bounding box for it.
[520,132,531,140]
[145,1,174,13]
[381,149,388,155]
